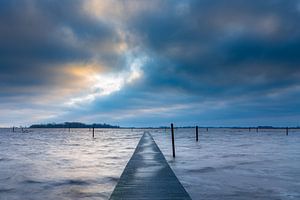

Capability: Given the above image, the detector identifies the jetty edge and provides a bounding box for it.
[109,132,192,200]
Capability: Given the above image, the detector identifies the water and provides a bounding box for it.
[152,128,300,200]
[0,128,299,199]
[0,128,142,200]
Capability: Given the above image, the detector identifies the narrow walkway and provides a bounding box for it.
[109,132,192,200]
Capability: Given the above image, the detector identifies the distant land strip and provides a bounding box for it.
[26,123,300,129]
[29,122,119,128]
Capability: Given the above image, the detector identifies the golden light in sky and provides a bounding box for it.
[64,56,145,107]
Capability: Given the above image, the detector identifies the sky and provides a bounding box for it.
[0,0,300,127]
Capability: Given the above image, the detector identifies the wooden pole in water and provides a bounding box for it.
[196,126,199,142]
[249,127,251,132]
[171,123,175,158]
[92,127,95,138]
[286,127,288,136]
[256,127,258,133]
[206,127,208,132]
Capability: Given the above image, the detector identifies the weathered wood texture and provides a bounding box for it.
[109,132,191,200]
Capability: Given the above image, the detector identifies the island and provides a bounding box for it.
[29,122,119,128]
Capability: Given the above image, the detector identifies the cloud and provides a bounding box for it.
[0,0,300,126]
[0,0,134,105]
[117,0,300,107]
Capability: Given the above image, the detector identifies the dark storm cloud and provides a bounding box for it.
[0,0,124,96]
[127,0,300,99]
[79,0,300,126]
[1,0,300,126]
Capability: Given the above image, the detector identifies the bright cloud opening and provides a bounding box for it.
[65,56,146,107]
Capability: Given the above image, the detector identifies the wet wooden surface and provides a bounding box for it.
[109,132,192,200]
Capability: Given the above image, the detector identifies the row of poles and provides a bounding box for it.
[11,126,97,138]
[248,127,289,135]
[170,124,291,158]
[11,127,25,132]
[11,125,290,148]
[67,127,96,138]
[67,127,95,138]
[171,124,202,157]
[66,127,96,138]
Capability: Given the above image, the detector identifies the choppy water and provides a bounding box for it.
[0,128,299,200]
[152,128,300,200]
[0,128,142,200]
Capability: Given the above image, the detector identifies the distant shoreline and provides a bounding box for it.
[2,124,299,129]
[29,122,119,129]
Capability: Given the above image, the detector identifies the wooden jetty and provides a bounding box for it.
[109,132,192,200]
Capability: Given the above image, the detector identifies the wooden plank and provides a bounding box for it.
[109,132,192,200]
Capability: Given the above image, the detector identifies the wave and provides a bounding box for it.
[0,188,15,193]
[222,153,248,158]
[187,167,216,173]
[0,158,12,162]
[51,179,91,186]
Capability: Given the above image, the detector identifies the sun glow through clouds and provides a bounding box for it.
[65,56,146,107]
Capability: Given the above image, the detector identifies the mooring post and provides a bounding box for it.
[196,126,199,142]
[206,127,208,131]
[249,127,251,132]
[286,127,288,136]
[256,127,258,133]
[171,123,175,158]
[92,126,95,138]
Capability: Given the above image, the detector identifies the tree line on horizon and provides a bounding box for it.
[29,122,119,128]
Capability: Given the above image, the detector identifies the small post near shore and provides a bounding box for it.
[249,127,251,132]
[286,127,289,136]
[92,126,95,138]
[256,127,258,133]
[12,126,15,132]
[206,127,208,132]
[196,126,199,142]
[171,123,175,158]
